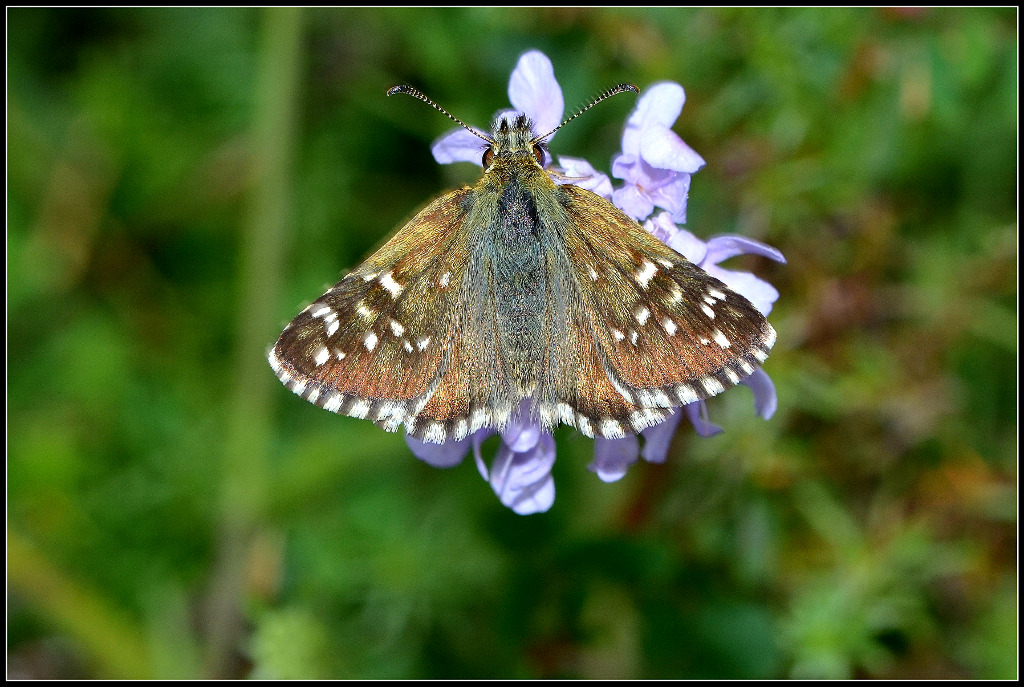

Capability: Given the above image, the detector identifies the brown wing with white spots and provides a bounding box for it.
[556,185,775,431]
[269,188,475,439]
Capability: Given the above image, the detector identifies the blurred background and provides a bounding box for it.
[7,7,1016,679]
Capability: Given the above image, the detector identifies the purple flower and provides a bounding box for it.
[611,83,706,223]
[645,212,785,316]
[410,51,783,513]
[432,50,564,166]
[406,403,555,516]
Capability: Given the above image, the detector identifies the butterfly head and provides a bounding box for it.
[386,83,639,176]
[482,114,548,171]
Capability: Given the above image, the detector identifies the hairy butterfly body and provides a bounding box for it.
[269,86,776,443]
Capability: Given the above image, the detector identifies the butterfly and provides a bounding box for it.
[268,84,776,444]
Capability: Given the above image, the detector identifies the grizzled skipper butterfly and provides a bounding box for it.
[268,83,776,444]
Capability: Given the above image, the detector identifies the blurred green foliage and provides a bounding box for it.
[7,7,1017,679]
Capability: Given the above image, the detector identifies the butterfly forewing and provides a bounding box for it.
[558,185,776,411]
[270,189,474,432]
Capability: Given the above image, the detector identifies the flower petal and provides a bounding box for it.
[640,410,684,463]
[406,434,471,468]
[612,184,655,221]
[704,235,787,266]
[556,156,613,197]
[643,211,678,245]
[432,128,487,166]
[663,225,708,264]
[489,434,556,515]
[621,82,686,156]
[639,125,705,173]
[501,415,542,453]
[611,152,639,182]
[740,368,778,420]
[647,171,692,223]
[508,50,564,136]
[685,401,724,438]
[589,435,640,483]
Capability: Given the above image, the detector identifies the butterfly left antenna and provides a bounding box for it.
[387,85,493,144]
[534,83,639,143]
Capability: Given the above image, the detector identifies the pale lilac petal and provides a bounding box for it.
[501,416,542,453]
[704,265,780,316]
[473,433,490,481]
[684,402,724,438]
[612,184,655,220]
[610,152,639,181]
[640,125,705,173]
[621,82,686,156]
[639,410,685,464]
[508,50,564,136]
[489,434,556,515]
[556,156,613,198]
[663,225,708,263]
[406,434,471,468]
[432,128,488,165]
[647,172,692,223]
[704,236,787,266]
[740,368,778,420]
[643,212,676,244]
[589,435,640,483]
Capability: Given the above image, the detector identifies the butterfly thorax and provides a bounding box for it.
[457,115,568,414]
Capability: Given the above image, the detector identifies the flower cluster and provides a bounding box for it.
[409,51,784,514]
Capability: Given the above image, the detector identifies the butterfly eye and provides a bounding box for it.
[532,144,545,166]
[482,147,494,168]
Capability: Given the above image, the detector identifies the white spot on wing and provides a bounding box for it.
[417,336,430,351]
[676,384,699,404]
[600,418,625,437]
[612,329,625,341]
[314,346,329,366]
[709,288,727,301]
[439,271,451,288]
[713,329,731,348]
[364,332,378,351]
[702,377,725,395]
[663,318,677,336]
[635,260,658,289]
[588,266,598,281]
[389,320,405,336]
[701,303,716,319]
[470,408,488,432]
[577,415,594,437]
[311,306,332,319]
[630,330,638,346]
[380,271,403,298]
[634,306,650,325]
[350,399,370,419]
[334,349,346,360]
[326,320,340,337]
[424,422,446,443]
